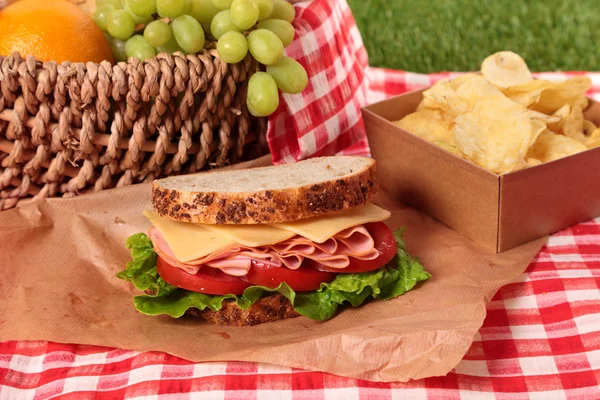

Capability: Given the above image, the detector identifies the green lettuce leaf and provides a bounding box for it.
[115,233,176,297]
[117,229,431,321]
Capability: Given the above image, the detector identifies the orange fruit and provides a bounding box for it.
[0,0,114,64]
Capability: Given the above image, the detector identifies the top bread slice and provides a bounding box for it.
[152,156,378,224]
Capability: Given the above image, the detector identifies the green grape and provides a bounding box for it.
[189,0,220,23]
[184,0,193,14]
[125,34,146,52]
[156,34,184,53]
[266,56,307,94]
[210,10,241,40]
[247,72,279,116]
[230,0,259,30]
[106,10,136,40]
[217,31,248,63]
[247,29,283,65]
[128,0,156,17]
[172,15,206,53]
[107,35,128,62]
[125,35,157,61]
[97,0,123,9]
[124,0,153,24]
[256,19,294,47]
[246,99,261,117]
[144,20,172,47]
[94,5,116,32]
[156,0,188,18]
[270,0,294,22]
[255,0,273,20]
[211,0,232,10]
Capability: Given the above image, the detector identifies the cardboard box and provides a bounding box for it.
[363,88,600,253]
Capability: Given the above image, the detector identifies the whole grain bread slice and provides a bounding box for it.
[152,156,377,224]
[188,294,300,326]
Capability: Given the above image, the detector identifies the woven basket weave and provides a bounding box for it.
[0,49,268,210]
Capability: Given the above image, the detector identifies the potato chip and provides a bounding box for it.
[531,118,548,141]
[501,79,550,107]
[394,108,455,144]
[416,101,455,123]
[504,158,528,173]
[583,119,597,136]
[526,158,543,167]
[452,95,538,173]
[529,110,561,124]
[420,74,502,119]
[420,79,456,113]
[546,105,570,134]
[563,105,587,143]
[449,75,506,117]
[526,130,587,162]
[506,156,544,174]
[433,140,466,158]
[447,73,479,90]
[586,128,600,149]
[481,51,533,88]
[532,76,591,114]
[502,77,591,115]
[421,75,504,118]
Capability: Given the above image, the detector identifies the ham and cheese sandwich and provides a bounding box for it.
[117,156,431,326]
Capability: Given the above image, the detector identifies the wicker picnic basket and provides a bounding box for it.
[0,49,269,210]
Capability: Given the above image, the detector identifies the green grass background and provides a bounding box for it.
[347,0,600,73]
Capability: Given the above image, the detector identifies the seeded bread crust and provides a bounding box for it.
[187,294,300,326]
[152,157,378,224]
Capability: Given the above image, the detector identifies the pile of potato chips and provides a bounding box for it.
[394,51,599,174]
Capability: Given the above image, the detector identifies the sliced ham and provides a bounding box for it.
[269,226,379,269]
[278,254,303,270]
[205,256,252,277]
[204,252,282,276]
[272,237,338,255]
[149,224,379,276]
[335,226,377,257]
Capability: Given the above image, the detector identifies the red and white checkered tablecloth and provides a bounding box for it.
[2,0,600,398]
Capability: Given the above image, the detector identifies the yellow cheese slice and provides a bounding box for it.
[272,203,391,243]
[144,203,391,262]
[202,224,296,247]
[143,210,237,262]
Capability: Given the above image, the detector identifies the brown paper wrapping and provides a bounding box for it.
[0,161,545,382]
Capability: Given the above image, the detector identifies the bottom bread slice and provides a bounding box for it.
[187,294,301,326]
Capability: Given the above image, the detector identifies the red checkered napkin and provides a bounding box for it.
[267,0,371,164]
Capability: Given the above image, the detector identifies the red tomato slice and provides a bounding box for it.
[310,222,397,274]
[157,257,251,295]
[239,261,337,292]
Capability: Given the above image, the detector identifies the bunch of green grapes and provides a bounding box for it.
[94,0,205,62]
[95,0,308,117]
